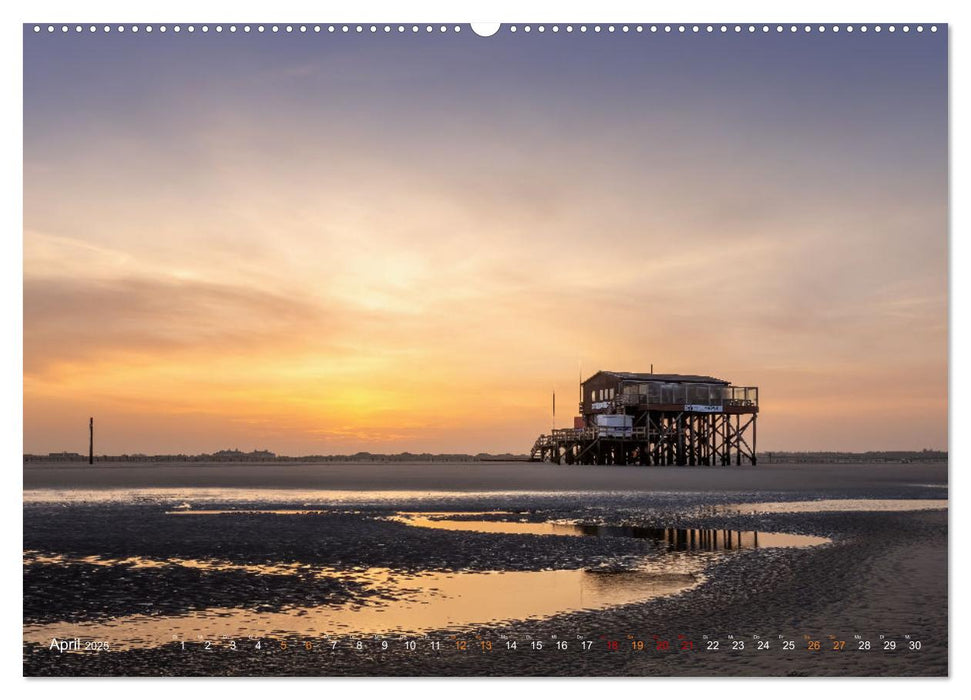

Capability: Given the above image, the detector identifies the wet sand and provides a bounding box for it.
[22,461,948,676]
[22,459,948,494]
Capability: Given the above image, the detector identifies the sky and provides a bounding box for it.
[23,25,948,455]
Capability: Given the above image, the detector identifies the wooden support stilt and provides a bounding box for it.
[528,392,757,467]
[735,413,741,466]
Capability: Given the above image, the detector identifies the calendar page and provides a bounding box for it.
[22,21,948,678]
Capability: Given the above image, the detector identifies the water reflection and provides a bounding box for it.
[22,564,704,649]
[23,488,600,505]
[23,551,322,578]
[715,499,948,514]
[162,509,830,549]
[393,514,830,549]
[574,524,829,550]
[23,509,831,651]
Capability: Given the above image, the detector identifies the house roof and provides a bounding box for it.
[586,370,730,385]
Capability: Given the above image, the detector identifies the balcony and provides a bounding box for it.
[605,385,758,410]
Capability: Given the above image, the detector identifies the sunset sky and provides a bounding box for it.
[23,26,947,455]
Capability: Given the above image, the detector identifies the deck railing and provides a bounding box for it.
[542,426,651,445]
[612,385,758,409]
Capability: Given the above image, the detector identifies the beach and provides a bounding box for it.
[22,460,948,676]
[22,459,947,493]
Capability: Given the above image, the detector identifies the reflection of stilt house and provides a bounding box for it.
[530,370,759,466]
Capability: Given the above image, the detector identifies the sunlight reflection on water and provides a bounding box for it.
[24,508,831,649]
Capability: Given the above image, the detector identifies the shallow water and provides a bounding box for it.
[23,506,831,650]
[22,564,704,649]
[392,513,830,549]
[161,508,830,549]
[24,488,598,505]
[23,551,317,577]
[716,499,948,514]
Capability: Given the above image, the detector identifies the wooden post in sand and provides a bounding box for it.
[89,417,93,465]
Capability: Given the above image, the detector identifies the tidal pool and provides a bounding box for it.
[23,508,831,650]
[391,513,830,549]
[22,563,703,649]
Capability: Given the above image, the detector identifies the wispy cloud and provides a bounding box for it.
[22,30,947,453]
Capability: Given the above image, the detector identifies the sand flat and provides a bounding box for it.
[717,499,948,514]
[22,460,948,494]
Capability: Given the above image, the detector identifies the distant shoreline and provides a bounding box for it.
[23,449,947,465]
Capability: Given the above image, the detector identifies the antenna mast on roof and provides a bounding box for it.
[578,359,582,409]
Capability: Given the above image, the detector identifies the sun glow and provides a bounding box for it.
[23,30,947,454]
